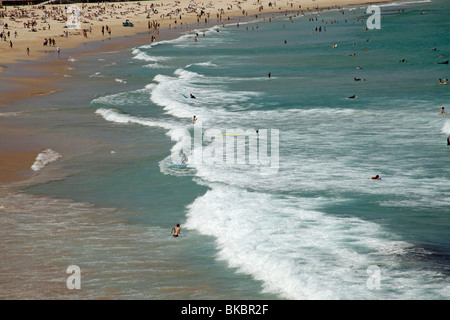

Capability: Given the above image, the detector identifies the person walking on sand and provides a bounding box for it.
[171,224,181,237]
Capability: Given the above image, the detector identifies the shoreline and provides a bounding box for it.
[0,0,397,186]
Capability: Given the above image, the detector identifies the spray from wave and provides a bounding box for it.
[31,149,62,172]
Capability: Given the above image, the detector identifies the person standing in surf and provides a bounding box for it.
[171,224,181,237]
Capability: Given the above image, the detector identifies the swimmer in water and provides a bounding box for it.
[171,224,181,237]
[440,107,446,114]
[347,95,357,99]
[370,175,381,180]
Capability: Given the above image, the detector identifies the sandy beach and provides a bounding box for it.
[0,0,391,64]
[1,0,449,302]
[0,0,391,185]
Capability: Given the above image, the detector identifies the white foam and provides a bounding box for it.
[131,48,171,63]
[441,119,450,135]
[31,149,62,172]
[377,0,431,8]
[89,72,103,78]
[0,112,22,117]
[186,61,218,68]
[91,85,154,107]
[95,108,176,131]
[169,97,449,299]
[150,68,261,123]
[184,185,443,299]
[143,63,168,69]
[137,33,192,50]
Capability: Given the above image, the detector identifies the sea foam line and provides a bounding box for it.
[95,108,177,131]
[441,119,450,135]
[31,149,62,172]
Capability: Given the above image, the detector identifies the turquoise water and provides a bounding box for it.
[9,0,450,299]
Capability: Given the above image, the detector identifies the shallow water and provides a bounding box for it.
[2,0,449,299]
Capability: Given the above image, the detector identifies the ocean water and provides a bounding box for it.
[2,0,450,300]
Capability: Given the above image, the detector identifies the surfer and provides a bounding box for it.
[370,175,381,180]
[171,224,181,237]
[181,153,188,164]
[347,95,357,99]
[190,93,196,99]
[447,136,450,146]
[268,72,271,79]
[192,115,197,124]
[440,107,446,114]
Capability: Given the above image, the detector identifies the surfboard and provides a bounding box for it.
[182,94,189,99]
[171,164,188,167]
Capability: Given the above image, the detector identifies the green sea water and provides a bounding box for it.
[2,0,449,299]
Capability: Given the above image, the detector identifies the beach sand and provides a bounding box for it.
[0,0,390,185]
